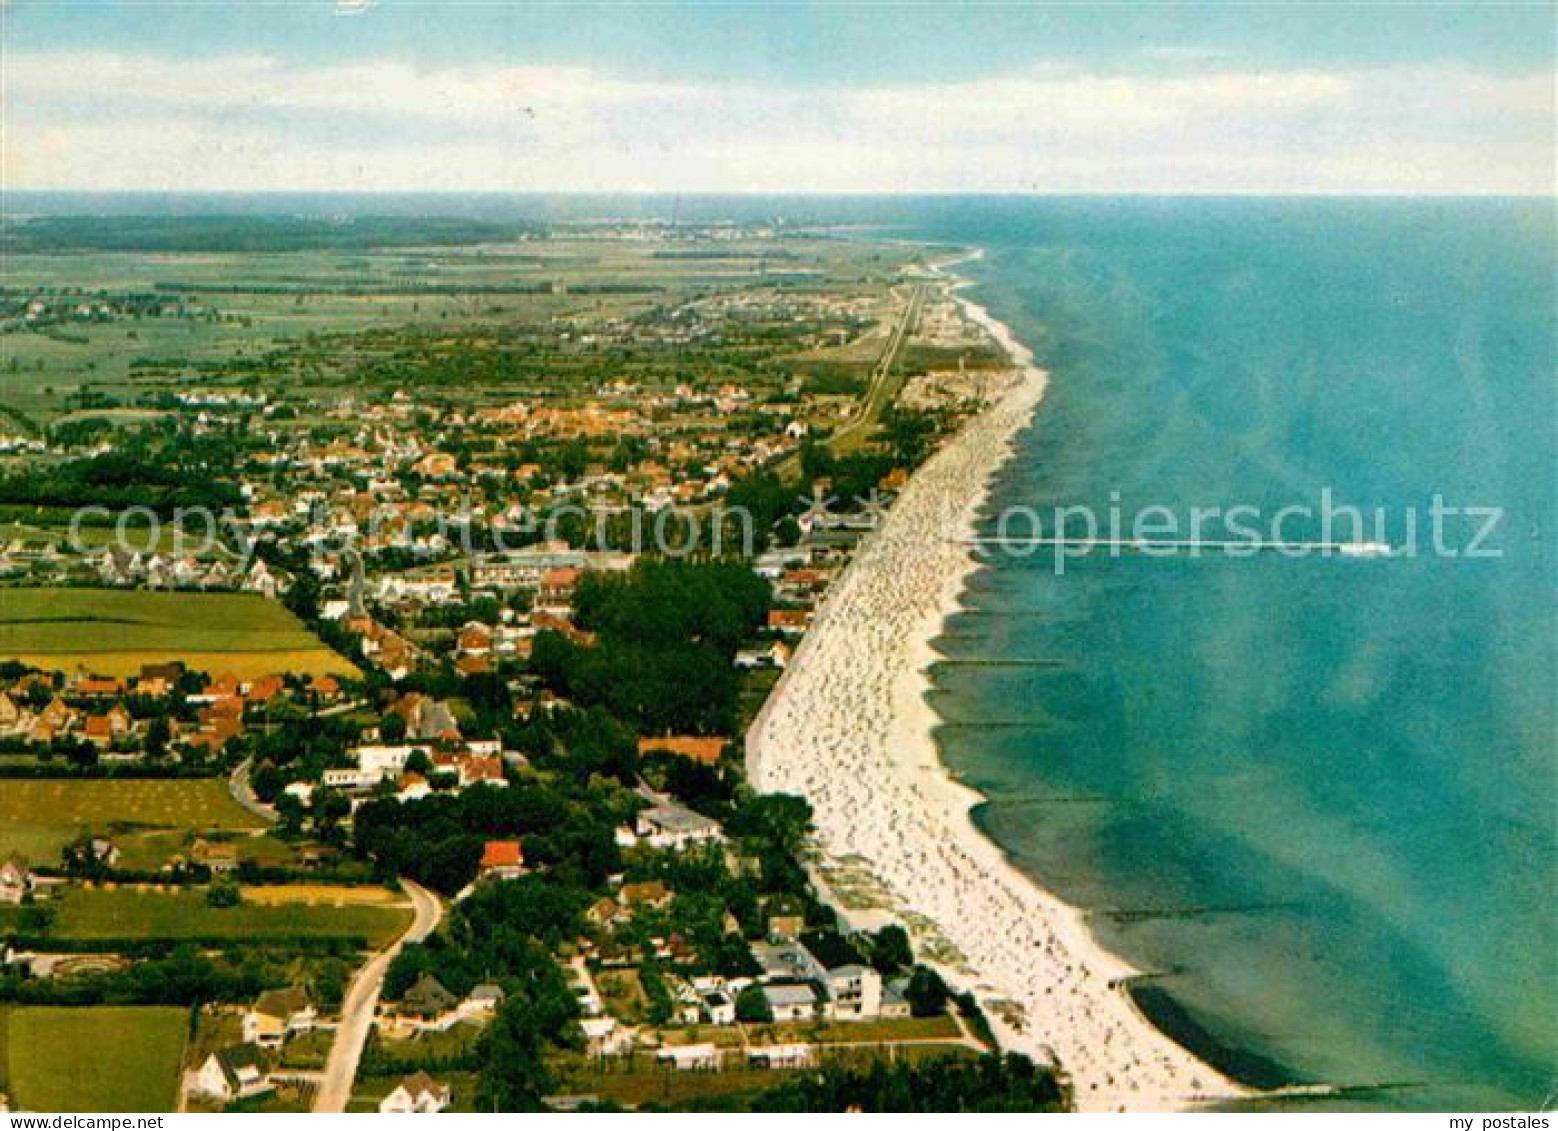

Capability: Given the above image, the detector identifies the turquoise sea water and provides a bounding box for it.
[911,200,1555,1110]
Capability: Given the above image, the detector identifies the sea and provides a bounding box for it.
[909,198,1556,1111]
[9,192,1553,1109]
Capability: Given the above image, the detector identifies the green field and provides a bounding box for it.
[1,1005,188,1112]
[41,886,412,946]
[0,235,909,427]
[0,777,265,865]
[0,587,357,678]
[748,1013,965,1046]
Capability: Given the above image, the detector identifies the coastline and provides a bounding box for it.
[745,256,1243,1112]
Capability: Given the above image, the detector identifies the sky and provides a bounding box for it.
[2,1,1553,195]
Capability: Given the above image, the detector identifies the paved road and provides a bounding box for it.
[312,879,442,1113]
[770,282,925,481]
[227,757,277,824]
[828,282,926,455]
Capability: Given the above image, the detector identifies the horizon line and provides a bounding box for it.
[3,188,1553,201]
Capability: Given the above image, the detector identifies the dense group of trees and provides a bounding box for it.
[572,558,772,654]
[0,449,242,514]
[353,772,633,896]
[749,1053,1067,1113]
[0,946,270,1007]
[720,470,802,549]
[531,558,772,735]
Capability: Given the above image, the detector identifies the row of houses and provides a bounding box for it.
[192,1044,449,1115]
[88,549,284,597]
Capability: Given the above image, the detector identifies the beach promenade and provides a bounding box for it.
[746,275,1242,1112]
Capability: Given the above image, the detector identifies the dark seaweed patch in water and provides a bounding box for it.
[1128,983,1301,1091]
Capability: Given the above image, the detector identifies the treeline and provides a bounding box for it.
[650,249,799,261]
[746,1053,1068,1113]
[0,947,271,1006]
[0,451,242,514]
[153,281,555,296]
[563,283,664,294]
[0,214,545,253]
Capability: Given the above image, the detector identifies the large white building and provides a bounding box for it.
[321,744,431,790]
[824,964,883,1020]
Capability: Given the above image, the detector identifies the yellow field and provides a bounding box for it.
[0,588,358,679]
[240,884,402,907]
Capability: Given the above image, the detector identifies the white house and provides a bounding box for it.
[699,986,736,1026]
[192,1044,271,1103]
[458,983,505,1019]
[323,744,432,791]
[243,987,317,1048]
[762,982,820,1023]
[634,803,722,851]
[880,977,913,1020]
[748,1043,815,1069]
[0,858,34,906]
[378,1072,451,1114]
[656,1043,721,1071]
[580,1016,632,1056]
[356,743,429,782]
[824,964,883,1020]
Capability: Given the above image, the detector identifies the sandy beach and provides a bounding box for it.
[746,263,1243,1112]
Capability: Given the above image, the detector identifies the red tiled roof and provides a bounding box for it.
[480,840,524,870]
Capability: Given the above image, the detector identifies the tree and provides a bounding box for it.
[274,791,305,836]
[735,984,772,1023]
[726,793,812,858]
[312,788,352,844]
[905,965,949,1017]
[869,925,913,973]
[144,715,171,760]
[206,878,241,908]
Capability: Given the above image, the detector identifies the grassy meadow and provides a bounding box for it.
[42,885,412,946]
[0,235,909,427]
[0,587,356,678]
[0,777,264,865]
[0,1005,188,1112]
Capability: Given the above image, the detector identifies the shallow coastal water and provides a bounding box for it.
[916,199,1555,1110]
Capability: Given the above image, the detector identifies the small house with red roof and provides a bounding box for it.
[479,840,525,880]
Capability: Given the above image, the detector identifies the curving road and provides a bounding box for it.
[313,879,443,1113]
[228,757,278,824]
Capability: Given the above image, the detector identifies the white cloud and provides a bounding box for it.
[1,51,1550,194]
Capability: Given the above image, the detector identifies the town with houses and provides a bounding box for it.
[0,217,1057,1114]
